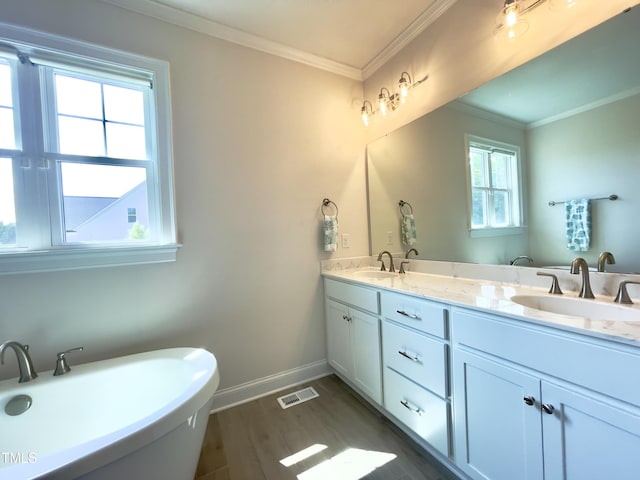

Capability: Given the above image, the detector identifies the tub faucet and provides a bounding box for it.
[597,251,615,272]
[377,251,395,272]
[570,257,595,299]
[0,341,38,383]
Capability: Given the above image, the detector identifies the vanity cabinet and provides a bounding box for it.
[324,278,382,404]
[380,292,451,457]
[451,307,640,480]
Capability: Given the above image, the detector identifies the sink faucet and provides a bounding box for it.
[597,251,615,272]
[0,341,38,383]
[570,257,595,299]
[405,248,419,259]
[377,251,395,272]
[510,255,533,266]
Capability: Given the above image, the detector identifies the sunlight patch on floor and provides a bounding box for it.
[280,444,328,467]
[296,447,397,479]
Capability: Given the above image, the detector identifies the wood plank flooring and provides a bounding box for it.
[195,374,458,480]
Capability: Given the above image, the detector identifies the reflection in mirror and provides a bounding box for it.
[367,7,640,273]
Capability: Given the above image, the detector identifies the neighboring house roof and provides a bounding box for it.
[63,196,117,231]
[63,182,146,231]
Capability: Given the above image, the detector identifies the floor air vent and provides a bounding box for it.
[277,386,319,409]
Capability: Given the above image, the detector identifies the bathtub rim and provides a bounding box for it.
[0,346,220,480]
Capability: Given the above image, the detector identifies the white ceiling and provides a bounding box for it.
[100,0,456,79]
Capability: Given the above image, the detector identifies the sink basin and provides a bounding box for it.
[353,270,396,280]
[511,295,640,322]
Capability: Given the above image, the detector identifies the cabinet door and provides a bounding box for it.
[326,299,353,379]
[351,308,382,404]
[542,382,640,480]
[453,349,543,480]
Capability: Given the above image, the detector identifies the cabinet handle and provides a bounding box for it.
[342,315,351,322]
[523,396,535,406]
[398,350,422,364]
[542,404,555,415]
[400,399,423,416]
[396,310,421,320]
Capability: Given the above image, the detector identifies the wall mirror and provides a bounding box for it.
[367,6,640,273]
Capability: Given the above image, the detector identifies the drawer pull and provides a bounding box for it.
[342,315,351,322]
[398,350,422,364]
[396,310,421,320]
[542,404,555,415]
[523,395,535,406]
[400,399,423,416]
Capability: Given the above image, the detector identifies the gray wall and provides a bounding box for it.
[527,93,640,272]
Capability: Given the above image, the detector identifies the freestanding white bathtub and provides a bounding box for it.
[0,347,220,480]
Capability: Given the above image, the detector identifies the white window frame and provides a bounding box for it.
[0,22,178,274]
[464,134,524,238]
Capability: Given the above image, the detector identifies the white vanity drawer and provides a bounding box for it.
[324,278,379,314]
[381,291,447,338]
[384,367,450,457]
[383,321,448,397]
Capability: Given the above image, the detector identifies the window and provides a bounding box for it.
[465,135,522,235]
[0,23,177,272]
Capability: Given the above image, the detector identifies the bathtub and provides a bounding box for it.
[0,347,220,480]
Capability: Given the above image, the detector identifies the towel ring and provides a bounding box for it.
[399,200,413,215]
[322,198,339,218]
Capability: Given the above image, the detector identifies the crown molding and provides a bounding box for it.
[100,0,363,80]
[362,0,458,80]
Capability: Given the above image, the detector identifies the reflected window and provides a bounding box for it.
[466,136,522,231]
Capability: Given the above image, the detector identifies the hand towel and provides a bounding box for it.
[401,214,417,246]
[565,198,591,252]
[323,215,338,252]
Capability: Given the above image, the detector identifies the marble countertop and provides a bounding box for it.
[322,266,640,347]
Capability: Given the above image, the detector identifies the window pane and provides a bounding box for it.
[60,163,149,243]
[469,150,487,187]
[0,157,16,246]
[493,191,510,226]
[55,74,102,119]
[491,153,510,189]
[58,116,105,156]
[0,63,15,150]
[471,190,487,228]
[104,84,144,124]
[0,108,16,150]
[106,123,146,160]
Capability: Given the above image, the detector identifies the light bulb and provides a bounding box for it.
[361,110,369,127]
[505,4,518,27]
[378,94,388,116]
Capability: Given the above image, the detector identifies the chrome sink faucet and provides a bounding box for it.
[0,341,38,383]
[570,257,595,299]
[377,251,395,272]
[597,251,615,272]
[510,255,533,266]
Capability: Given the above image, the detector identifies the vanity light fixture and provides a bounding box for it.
[496,0,579,40]
[360,73,428,126]
[496,0,533,40]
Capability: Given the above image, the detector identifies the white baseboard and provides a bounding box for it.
[209,359,332,413]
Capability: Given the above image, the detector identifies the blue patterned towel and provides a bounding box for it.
[565,199,591,251]
[401,214,417,246]
[323,215,338,252]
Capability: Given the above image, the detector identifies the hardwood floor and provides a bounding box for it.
[195,375,458,480]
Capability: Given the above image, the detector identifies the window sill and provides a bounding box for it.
[0,244,181,275]
[469,226,525,238]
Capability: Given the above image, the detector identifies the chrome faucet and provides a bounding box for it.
[614,281,640,304]
[377,251,395,272]
[510,255,533,266]
[0,341,38,383]
[570,257,595,299]
[405,248,419,259]
[597,251,615,272]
